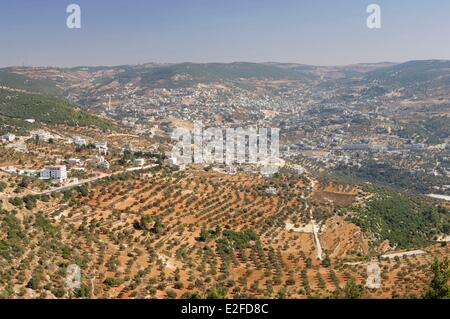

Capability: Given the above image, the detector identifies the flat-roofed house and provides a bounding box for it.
[40,165,68,182]
[95,141,108,154]
[32,130,53,142]
[67,158,82,165]
[134,158,145,166]
[97,160,110,169]
[1,133,16,143]
[73,136,87,146]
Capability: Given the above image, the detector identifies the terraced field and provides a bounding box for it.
[1,166,448,298]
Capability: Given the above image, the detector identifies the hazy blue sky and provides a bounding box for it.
[1,0,449,67]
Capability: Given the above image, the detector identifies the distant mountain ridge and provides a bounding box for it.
[1,60,450,111]
[364,60,450,87]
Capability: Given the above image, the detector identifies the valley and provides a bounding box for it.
[0,60,449,299]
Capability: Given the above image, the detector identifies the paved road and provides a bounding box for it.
[1,164,158,199]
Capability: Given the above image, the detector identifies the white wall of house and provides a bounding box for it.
[40,166,68,182]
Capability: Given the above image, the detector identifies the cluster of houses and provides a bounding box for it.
[2,130,56,144]
[1,165,68,183]
[65,155,111,170]
[1,133,28,152]
[73,136,110,155]
[0,129,157,189]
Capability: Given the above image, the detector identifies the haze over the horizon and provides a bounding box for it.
[1,0,450,68]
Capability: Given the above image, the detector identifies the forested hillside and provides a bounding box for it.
[0,89,115,131]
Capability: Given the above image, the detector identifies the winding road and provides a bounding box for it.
[0,164,158,199]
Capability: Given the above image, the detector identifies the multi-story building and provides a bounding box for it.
[40,165,68,182]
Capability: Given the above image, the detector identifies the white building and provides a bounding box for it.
[40,165,68,182]
[265,187,278,195]
[165,157,185,170]
[1,133,16,143]
[259,157,285,176]
[97,160,110,169]
[95,141,108,154]
[134,158,145,166]
[73,136,87,146]
[67,158,82,165]
[225,165,237,175]
[32,130,53,142]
